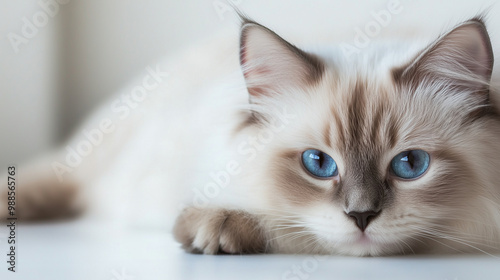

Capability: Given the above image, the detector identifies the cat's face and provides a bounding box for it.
[238,18,494,255]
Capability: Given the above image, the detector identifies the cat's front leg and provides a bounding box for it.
[173,207,268,254]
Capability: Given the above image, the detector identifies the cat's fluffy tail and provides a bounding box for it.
[0,152,85,221]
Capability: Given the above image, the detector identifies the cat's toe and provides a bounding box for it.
[173,207,223,254]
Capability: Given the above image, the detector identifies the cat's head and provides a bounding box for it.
[237,17,496,255]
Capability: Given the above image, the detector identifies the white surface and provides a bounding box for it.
[1,218,499,280]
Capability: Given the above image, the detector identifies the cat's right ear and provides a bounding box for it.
[239,19,324,98]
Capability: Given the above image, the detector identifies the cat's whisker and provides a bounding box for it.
[268,230,317,243]
[426,216,500,230]
[408,226,500,258]
[295,235,321,255]
[395,240,409,255]
[391,233,417,255]
[394,231,426,246]
[271,225,308,230]
[408,225,499,249]
[416,223,500,243]
[411,232,464,253]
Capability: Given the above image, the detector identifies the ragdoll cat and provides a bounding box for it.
[173,16,500,256]
[2,15,500,257]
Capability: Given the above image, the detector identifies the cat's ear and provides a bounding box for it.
[393,18,494,93]
[239,19,324,97]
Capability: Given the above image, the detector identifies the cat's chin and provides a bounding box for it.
[323,233,406,256]
[338,242,402,257]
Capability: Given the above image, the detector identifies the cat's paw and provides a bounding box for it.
[173,207,268,254]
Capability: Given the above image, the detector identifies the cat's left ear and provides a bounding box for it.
[239,19,324,98]
[393,18,494,93]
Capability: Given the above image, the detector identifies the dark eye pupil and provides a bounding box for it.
[402,153,414,169]
[318,155,325,167]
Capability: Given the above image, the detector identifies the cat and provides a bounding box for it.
[173,15,500,256]
[2,15,500,257]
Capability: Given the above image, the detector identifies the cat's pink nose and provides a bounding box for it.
[347,211,379,232]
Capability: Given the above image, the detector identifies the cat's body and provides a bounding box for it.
[2,16,500,256]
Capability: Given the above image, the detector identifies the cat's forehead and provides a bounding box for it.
[317,72,401,154]
[305,71,465,160]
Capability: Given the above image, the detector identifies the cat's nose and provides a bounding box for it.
[346,211,380,232]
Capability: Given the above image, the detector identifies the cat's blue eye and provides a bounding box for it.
[302,149,338,178]
[391,150,430,179]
